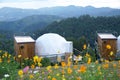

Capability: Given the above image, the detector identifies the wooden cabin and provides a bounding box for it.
[14,36,35,59]
[97,33,117,60]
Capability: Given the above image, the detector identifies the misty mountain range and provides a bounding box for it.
[0,5,120,21]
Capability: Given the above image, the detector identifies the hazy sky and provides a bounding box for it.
[0,0,120,9]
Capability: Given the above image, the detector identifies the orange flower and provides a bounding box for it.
[76,77,81,80]
[73,65,78,69]
[61,70,65,75]
[52,77,56,80]
[113,63,117,68]
[61,61,66,67]
[79,65,86,73]
[31,64,35,69]
[106,44,111,49]
[102,63,109,69]
[67,68,72,74]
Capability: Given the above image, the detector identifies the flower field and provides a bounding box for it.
[0,50,120,80]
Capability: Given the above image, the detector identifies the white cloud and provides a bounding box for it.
[0,0,119,9]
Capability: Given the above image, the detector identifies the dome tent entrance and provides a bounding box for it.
[35,33,73,56]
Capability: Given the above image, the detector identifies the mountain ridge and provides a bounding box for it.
[0,6,120,21]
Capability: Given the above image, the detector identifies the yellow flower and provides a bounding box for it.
[105,60,109,63]
[110,51,114,56]
[33,56,38,63]
[62,78,66,80]
[83,44,87,49]
[4,52,8,57]
[46,66,51,70]
[56,73,60,76]
[13,56,16,60]
[37,57,42,63]
[25,58,29,60]
[54,64,59,69]
[18,55,22,58]
[2,55,4,58]
[8,54,11,58]
[0,58,2,63]
[97,66,101,71]
[67,67,72,74]
[99,72,102,75]
[7,59,10,63]
[52,77,56,80]
[95,60,98,64]
[38,62,42,67]
[106,44,111,49]
[29,74,34,79]
[86,53,90,57]
[87,57,91,64]
[61,61,66,67]
[48,75,51,79]
[18,70,23,76]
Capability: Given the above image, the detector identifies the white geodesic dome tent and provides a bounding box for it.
[35,33,73,56]
[117,35,120,51]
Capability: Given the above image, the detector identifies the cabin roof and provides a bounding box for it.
[98,33,117,39]
[14,36,35,43]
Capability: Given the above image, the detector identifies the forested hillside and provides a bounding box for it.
[0,15,62,32]
[35,15,120,49]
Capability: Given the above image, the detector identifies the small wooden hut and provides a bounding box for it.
[14,36,35,59]
[97,33,117,60]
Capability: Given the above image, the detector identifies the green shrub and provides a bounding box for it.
[41,57,51,67]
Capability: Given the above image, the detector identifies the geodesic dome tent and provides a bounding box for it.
[35,33,73,56]
[117,35,120,51]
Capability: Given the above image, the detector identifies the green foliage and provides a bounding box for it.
[21,58,34,68]
[41,57,51,67]
[0,51,20,79]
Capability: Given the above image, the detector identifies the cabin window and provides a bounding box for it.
[103,40,107,44]
[20,44,24,49]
